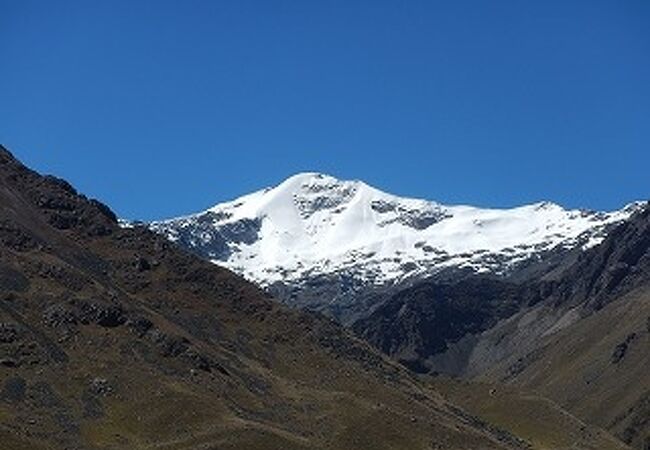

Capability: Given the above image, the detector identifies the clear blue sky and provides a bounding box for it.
[1,1,648,220]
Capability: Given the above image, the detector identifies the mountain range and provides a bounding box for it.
[1,145,648,449]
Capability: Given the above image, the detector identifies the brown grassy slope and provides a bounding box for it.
[0,146,527,450]
[428,376,631,450]
[477,285,650,449]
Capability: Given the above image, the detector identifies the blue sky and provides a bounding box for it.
[1,1,648,220]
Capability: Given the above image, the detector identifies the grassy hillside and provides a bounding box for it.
[428,376,631,450]
[480,285,650,449]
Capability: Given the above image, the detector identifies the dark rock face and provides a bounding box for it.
[0,146,118,239]
[43,299,126,328]
[267,271,397,324]
[88,378,113,396]
[0,314,57,368]
[370,199,451,230]
[153,214,262,261]
[0,358,17,367]
[76,300,126,328]
[0,323,19,344]
[125,316,154,337]
[42,303,79,328]
[148,329,190,357]
[134,256,151,271]
[0,219,41,251]
[353,279,534,372]
[547,207,650,310]
[611,333,638,364]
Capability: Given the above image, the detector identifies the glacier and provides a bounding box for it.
[149,173,644,291]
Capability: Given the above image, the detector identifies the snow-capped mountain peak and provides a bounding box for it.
[150,174,645,293]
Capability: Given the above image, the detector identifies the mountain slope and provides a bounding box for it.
[150,173,642,321]
[475,207,650,449]
[0,145,548,450]
[354,206,650,448]
[430,376,632,450]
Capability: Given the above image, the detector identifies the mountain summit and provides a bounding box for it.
[150,173,644,319]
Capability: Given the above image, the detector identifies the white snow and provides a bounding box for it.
[150,173,645,287]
